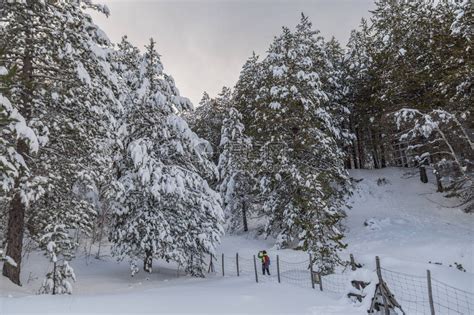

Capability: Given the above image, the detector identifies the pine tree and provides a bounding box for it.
[185,88,232,165]
[234,15,350,273]
[345,18,388,169]
[0,0,118,287]
[110,39,224,277]
[217,107,253,232]
[346,0,472,210]
[233,52,262,122]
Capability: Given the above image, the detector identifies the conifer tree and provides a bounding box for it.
[186,88,232,165]
[110,39,224,277]
[234,15,350,273]
[0,0,117,287]
[217,107,253,232]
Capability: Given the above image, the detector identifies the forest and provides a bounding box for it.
[0,0,472,298]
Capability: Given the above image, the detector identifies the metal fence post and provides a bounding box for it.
[236,253,239,277]
[427,270,436,315]
[276,255,281,283]
[309,254,315,289]
[318,272,323,291]
[253,255,259,283]
[222,253,224,277]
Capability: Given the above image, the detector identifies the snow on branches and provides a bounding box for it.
[110,39,223,278]
[394,108,473,212]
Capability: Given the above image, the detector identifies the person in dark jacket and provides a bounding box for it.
[258,250,270,275]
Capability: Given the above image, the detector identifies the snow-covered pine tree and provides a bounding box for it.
[233,52,262,122]
[217,107,253,232]
[110,39,224,277]
[38,223,78,295]
[235,15,350,273]
[0,0,118,287]
[0,61,40,266]
[185,88,232,165]
[345,19,380,169]
[322,37,353,168]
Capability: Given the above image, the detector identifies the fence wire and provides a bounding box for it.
[381,268,431,315]
[210,254,354,294]
[381,267,474,315]
[321,273,351,294]
[432,278,474,315]
[279,258,312,288]
[210,254,474,315]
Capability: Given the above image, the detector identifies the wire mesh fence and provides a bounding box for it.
[210,253,352,293]
[431,278,474,315]
[210,253,474,315]
[381,267,474,315]
[321,273,352,294]
[381,267,432,314]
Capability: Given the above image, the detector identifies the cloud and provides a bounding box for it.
[90,0,373,106]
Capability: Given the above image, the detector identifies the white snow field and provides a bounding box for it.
[1,167,473,314]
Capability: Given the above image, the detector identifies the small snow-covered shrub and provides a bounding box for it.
[39,261,76,295]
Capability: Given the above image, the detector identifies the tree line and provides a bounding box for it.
[0,0,472,295]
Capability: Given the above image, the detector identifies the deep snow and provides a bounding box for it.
[0,167,472,314]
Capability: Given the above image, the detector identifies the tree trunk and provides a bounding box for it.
[379,132,387,168]
[52,261,57,295]
[144,250,153,273]
[419,166,428,183]
[242,200,248,232]
[2,184,26,285]
[356,127,364,168]
[3,22,33,285]
[436,172,444,192]
[368,127,380,169]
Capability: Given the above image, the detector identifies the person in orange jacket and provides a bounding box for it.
[258,250,271,275]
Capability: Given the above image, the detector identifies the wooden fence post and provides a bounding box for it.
[222,253,224,277]
[236,253,239,277]
[376,256,390,315]
[309,254,315,289]
[276,255,281,283]
[350,254,356,271]
[427,270,435,315]
[253,255,259,283]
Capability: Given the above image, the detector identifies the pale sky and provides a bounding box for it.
[91,0,374,106]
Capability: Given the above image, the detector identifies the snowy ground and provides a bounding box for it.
[345,168,473,291]
[1,167,473,314]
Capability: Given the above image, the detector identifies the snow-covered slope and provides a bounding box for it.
[0,167,472,314]
[344,168,473,292]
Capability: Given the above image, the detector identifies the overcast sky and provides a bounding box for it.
[91,0,374,106]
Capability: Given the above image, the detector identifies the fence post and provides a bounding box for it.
[236,253,239,277]
[350,254,356,271]
[318,272,323,291]
[309,254,315,289]
[376,256,390,315]
[222,253,224,277]
[208,254,214,273]
[276,255,281,283]
[375,256,382,280]
[427,270,435,315]
[253,255,259,283]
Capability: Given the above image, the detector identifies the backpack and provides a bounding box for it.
[265,255,270,265]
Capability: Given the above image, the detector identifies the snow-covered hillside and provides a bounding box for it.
[344,168,473,290]
[1,168,472,314]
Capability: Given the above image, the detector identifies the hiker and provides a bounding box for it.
[258,250,270,275]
